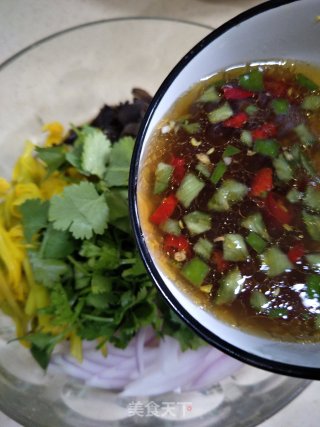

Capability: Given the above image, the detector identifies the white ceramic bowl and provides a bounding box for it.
[130,0,320,379]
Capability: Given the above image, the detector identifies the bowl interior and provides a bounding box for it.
[134,0,320,376]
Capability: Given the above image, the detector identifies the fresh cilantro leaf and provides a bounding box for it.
[24,332,58,370]
[86,292,110,309]
[40,224,76,259]
[28,250,70,287]
[20,199,49,242]
[81,126,111,178]
[122,258,146,278]
[46,283,74,325]
[104,137,134,186]
[36,146,66,174]
[91,273,112,294]
[65,139,84,171]
[48,181,109,239]
[105,189,131,232]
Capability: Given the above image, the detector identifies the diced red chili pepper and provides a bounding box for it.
[250,168,273,197]
[265,192,293,225]
[264,78,288,98]
[163,234,191,257]
[223,86,254,100]
[212,250,230,273]
[150,194,178,225]
[252,122,277,140]
[288,243,305,263]
[171,157,186,185]
[223,112,248,129]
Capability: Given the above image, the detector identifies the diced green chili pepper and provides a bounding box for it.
[296,73,319,90]
[208,179,248,212]
[245,104,259,116]
[176,173,205,208]
[182,121,201,134]
[208,102,233,124]
[223,234,249,261]
[303,210,320,241]
[300,152,316,177]
[222,145,241,158]
[253,139,280,158]
[294,123,315,146]
[215,268,244,305]
[272,155,293,182]
[196,162,211,178]
[241,212,270,241]
[160,219,181,236]
[271,98,289,115]
[154,162,174,194]
[183,211,211,236]
[268,308,288,319]
[240,130,253,146]
[210,161,227,184]
[306,274,320,301]
[305,254,320,272]
[198,86,220,103]
[239,69,264,92]
[246,232,267,254]
[193,238,213,260]
[286,188,303,204]
[181,257,210,287]
[250,291,269,312]
[260,247,293,277]
[303,185,320,213]
[302,95,320,111]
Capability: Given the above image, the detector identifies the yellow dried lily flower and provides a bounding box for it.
[40,172,68,199]
[42,122,64,147]
[0,178,10,197]
[12,141,46,184]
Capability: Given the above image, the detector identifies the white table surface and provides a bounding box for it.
[1,0,319,426]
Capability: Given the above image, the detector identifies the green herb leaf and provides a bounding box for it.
[49,181,109,239]
[20,199,49,242]
[36,146,66,174]
[81,126,111,178]
[104,137,135,186]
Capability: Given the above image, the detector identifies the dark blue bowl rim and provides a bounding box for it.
[129,0,320,380]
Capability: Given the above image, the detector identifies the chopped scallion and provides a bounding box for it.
[241,212,270,241]
[176,173,205,208]
[240,130,253,146]
[303,185,320,212]
[222,145,241,158]
[286,188,303,204]
[210,161,227,184]
[198,86,220,103]
[253,139,280,158]
[160,219,181,236]
[182,121,201,134]
[239,69,264,92]
[245,232,267,254]
[215,268,244,305]
[271,98,289,115]
[181,257,210,287]
[153,162,173,194]
[272,155,293,182]
[294,123,315,146]
[245,104,259,116]
[208,179,248,212]
[193,238,213,260]
[250,291,269,312]
[303,210,320,241]
[302,95,320,111]
[195,162,211,178]
[208,102,233,124]
[260,247,293,277]
[223,233,249,261]
[183,211,211,236]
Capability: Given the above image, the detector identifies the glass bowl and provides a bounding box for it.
[0,17,309,427]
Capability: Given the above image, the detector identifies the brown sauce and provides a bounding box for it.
[139,61,320,342]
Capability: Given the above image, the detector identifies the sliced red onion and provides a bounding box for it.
[51,328,242,396]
